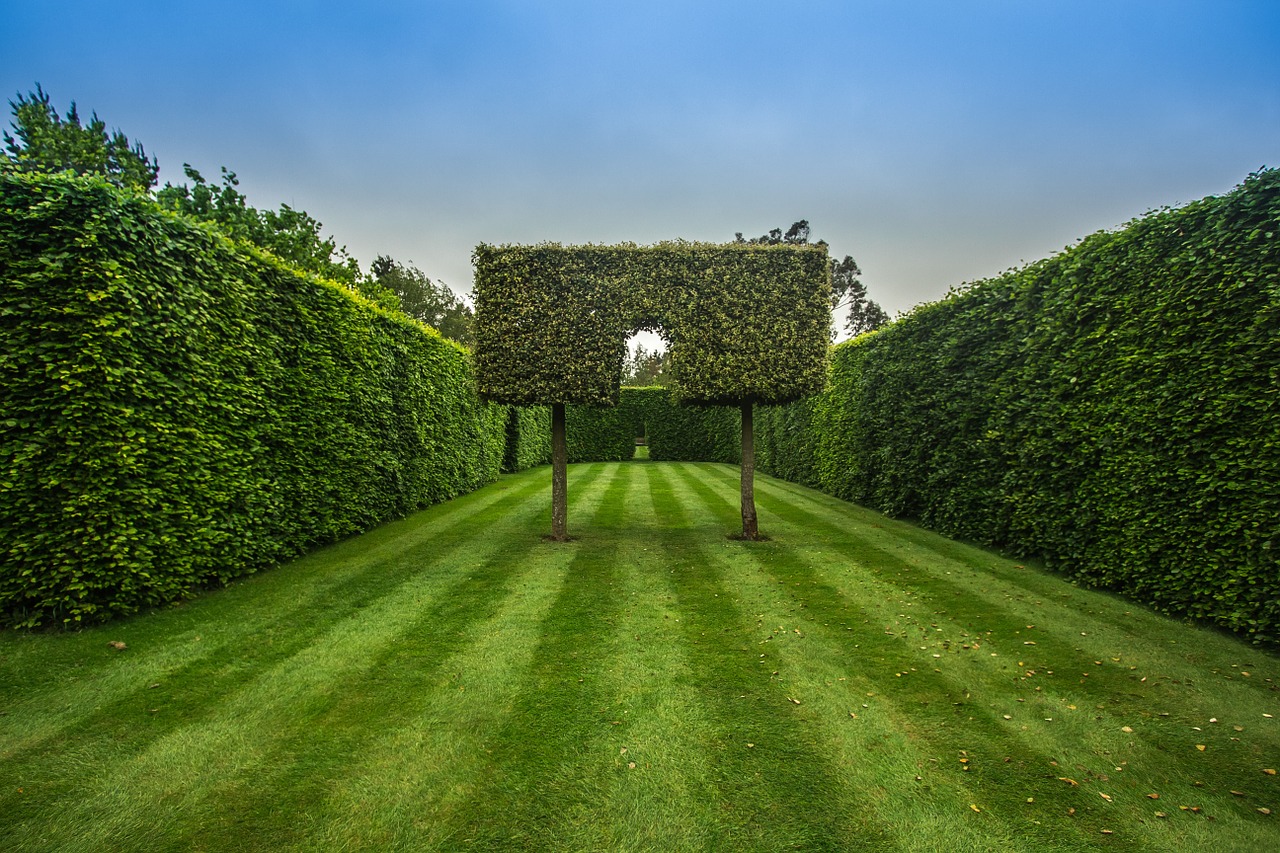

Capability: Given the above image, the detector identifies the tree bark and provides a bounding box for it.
[550,402,568,541]
[740,399,759,540]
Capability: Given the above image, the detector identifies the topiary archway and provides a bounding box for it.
[473,241,831,540]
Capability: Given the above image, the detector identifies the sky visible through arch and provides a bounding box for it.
[3,1,1277,344]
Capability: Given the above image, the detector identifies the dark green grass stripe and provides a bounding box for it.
[731,466,1242,663]
[674,463,1169,852]
[702,463,1276,737]
[684,464,1275,849]
[0,467,610,853]
[741,470,1280,753]
[0,466,577,764]
[649,463,893,852]
[435,463,636,850]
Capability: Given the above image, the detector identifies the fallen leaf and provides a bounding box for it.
[969,804,981,813]
[1196,745,1207,752]
[1230,790,1245,797]
[1155,811,1168,818]
[1099,792,1113,802]
[1101,829,1114,835]
[788,697,801,705]
[107,641,126,650]
[1122,726,1134,733]
[627,762,636,769]
[1147,793,1160,799]
[746,743,755,748]
[1059,777,1079,787]
[1260,808,1273,816]
[1264,769,1277,775]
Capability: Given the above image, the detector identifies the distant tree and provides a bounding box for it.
[622,343,671,386]
[156,164,378,300]
[737,220,888,338]
[1,84,158,192]
[830,254,890,337]
[368,255,475,347]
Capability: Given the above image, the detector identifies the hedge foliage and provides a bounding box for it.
[565,402,635,463]
[758,170,1280,642]
[502,406,551,472]
[0,172,507,627]
[558,387,741,463]
[624,386,740,462]
[473,242,830,407]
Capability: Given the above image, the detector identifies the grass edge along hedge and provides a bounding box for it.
[758,169,1280,643]
[0,172,508,628]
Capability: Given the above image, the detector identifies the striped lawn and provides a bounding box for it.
[1,461,1278,852]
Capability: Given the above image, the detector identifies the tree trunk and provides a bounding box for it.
[740,399,759,540]
[550,402,569,541]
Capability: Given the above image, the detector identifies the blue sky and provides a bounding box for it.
[4,1,1278,327]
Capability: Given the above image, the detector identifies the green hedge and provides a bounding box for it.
[626,387,740,462]
[0,172,507,627]
[552,387,741,463]
[473,242,830,407]
[565,403,635,463]
[502,406,551,472]
[758,170,1280,642]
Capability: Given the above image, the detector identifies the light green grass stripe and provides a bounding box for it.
[546,461,724,852]
[393,462,635,850]
[707,463,1278,729]
[683,463,1280,850]
[668,462,1043,852]
[0,466,614,853]
[0,466,564,762]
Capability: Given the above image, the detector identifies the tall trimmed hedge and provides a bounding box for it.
[0,172,507,627]
[558,387,741,463]
[472,242,830,406]
[503,406,551,472]
[758,170,1280,642]
[627,386,740,462]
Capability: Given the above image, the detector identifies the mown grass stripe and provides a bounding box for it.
[434,463,638,850]
[0,466,608,852]
[0,466,565,761]
[650,463,888,851]
[686,462,1280,850]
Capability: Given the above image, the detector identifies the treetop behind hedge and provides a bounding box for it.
[473,241,831,407]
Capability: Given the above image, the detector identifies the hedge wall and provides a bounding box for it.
[627,387,740,462]
[758,170,1280,642]
[503,406,551,472]
[553,387,741,463]
[565,403,635,463]
[473,242,830,407]
[0,172,507,627]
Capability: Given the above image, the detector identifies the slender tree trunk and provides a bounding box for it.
[740,399,759,540]
[550,402,568,541]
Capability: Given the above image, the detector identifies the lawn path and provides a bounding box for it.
[1,461,1277,852]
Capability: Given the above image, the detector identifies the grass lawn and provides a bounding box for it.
[2,461,1277,852]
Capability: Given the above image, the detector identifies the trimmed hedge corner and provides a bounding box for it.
[0,172,506,627]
